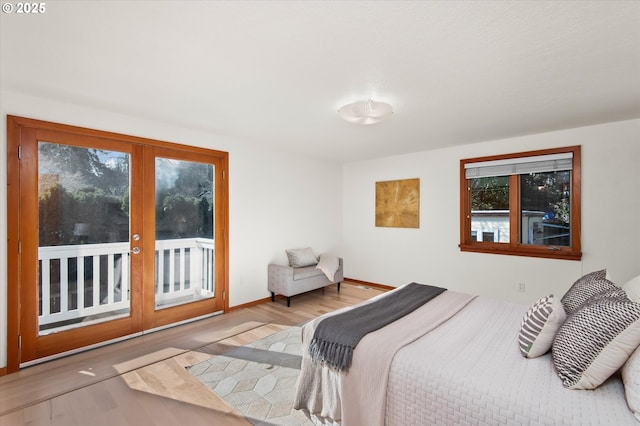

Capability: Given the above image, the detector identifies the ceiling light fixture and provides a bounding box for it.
[338,100,393,125]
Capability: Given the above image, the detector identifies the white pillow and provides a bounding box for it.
[552,297,640,389]
[622,344,640,421]
[285,247,318,268]
[518,294,566,358]
[623,275,640,303]
[316,254,340,281]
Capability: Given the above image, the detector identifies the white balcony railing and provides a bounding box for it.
[155,238,215,305]
[38,238,214,333]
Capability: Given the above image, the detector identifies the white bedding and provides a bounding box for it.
[386,296,637,425]
[295,292,637,425]
[294,287,475,425]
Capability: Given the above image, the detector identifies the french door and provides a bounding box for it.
[6,116,228,371]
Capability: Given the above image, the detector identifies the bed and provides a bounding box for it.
[293,275,640,425]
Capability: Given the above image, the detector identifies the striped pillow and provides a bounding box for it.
[552,296,640,389]
[519,294,566,358]
[560,269,613,315]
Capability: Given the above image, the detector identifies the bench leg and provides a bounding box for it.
[271,292,275,302]
[287,296,291,307]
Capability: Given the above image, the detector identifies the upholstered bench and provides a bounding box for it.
[268,248,343,307]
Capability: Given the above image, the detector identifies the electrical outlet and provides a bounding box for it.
[518,282,526,292]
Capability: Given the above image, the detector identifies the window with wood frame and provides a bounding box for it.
[459,146,581,260]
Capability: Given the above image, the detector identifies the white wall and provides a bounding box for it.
[1,92,638,371]
[0,90,343,368]
[343,119,640,304]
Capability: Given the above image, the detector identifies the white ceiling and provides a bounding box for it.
[2,1,639,163]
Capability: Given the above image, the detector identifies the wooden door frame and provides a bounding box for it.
[141,145,228,330]
[5,115,229,374]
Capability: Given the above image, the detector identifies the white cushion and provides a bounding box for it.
[518,294,566,358]
[552,297,640,389]
[285,247,318,268]
[622,344,640,421]
[292,265,324,281]
[623,275,640,303]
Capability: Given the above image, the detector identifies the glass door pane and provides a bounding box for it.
[38,142,131,335]
[155,158,215,309]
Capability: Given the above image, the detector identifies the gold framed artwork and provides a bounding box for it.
[375,178,420,228]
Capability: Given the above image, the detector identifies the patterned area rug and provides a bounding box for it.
[188,326,313,425]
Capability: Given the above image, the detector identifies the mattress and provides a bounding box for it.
[385,296,637,425]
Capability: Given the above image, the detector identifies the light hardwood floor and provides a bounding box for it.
[0,282,385,425]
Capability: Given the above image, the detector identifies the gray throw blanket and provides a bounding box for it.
[308,282,446,371]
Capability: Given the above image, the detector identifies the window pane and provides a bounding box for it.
[470,176,509,243]
[154,157,215,310]
[520,171,571,246]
